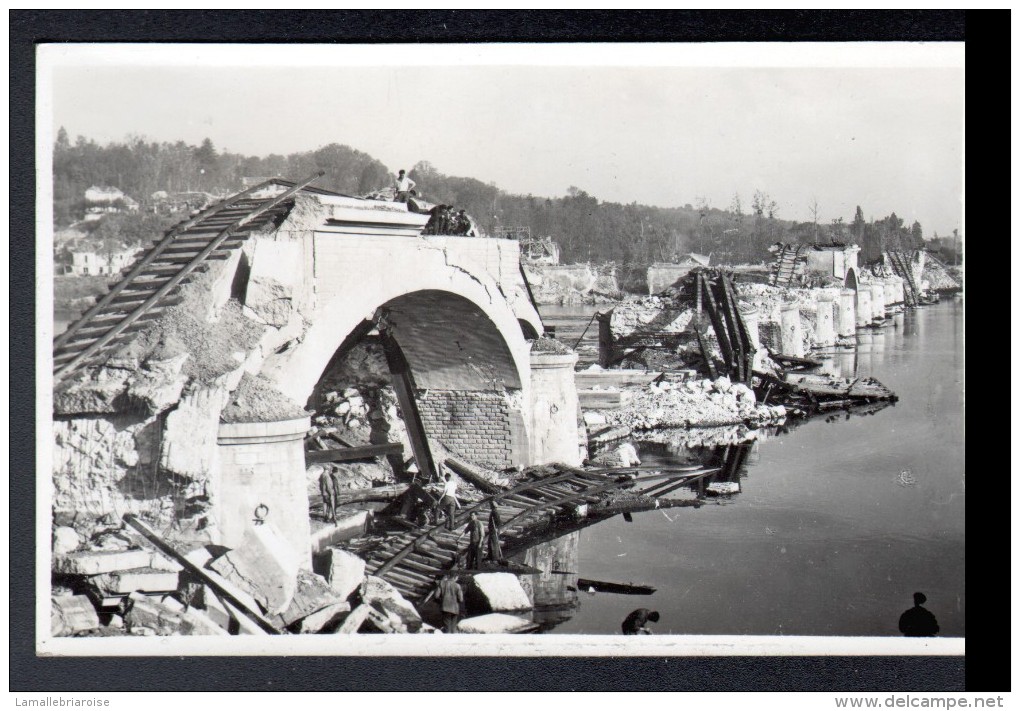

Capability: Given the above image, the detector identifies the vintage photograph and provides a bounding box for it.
[38,42,964,654]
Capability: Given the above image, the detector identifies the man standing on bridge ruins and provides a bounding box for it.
[394,169,415,202]
[435,572,464,634]
[440,471,460,530]
[462,512,485,570]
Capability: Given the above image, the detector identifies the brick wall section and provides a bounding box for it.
[417,390,514,469]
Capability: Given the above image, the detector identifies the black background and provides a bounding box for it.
[11,9,999,692]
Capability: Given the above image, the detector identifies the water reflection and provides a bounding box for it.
[533,302,963,636]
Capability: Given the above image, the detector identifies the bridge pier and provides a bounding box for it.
[217,416,313,569]
[528,351,582,467]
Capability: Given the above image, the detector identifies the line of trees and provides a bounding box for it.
[53,129,391,227]
[54,131,929,266]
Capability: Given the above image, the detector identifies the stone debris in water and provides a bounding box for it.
[598,375,786,430]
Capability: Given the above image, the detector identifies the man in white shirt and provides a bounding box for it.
[394,169,416,203]
[439,471,459,530]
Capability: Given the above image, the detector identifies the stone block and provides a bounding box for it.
[310,510,371,554]
[465,573,533,613]
[360,575,422,632]
[456,613,536,634]
[323,548,366,600]
[296,601,352,634]
[335,603,372,634]
[209,522,299,616]
[92,568,181,595]
[54,549,153,576]
[51,595,100,637]
[273,570,346,628]
[197,585,233,633]
[124,593,184,636]
[52,526,81,555]
[161,384,230,479]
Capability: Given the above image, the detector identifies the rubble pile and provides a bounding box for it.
[597,376,787,430]
[921,257,962,291]
[634,424,768,449]
[607,297,695,338]
[523,264,621,305]
[49,512,438,637]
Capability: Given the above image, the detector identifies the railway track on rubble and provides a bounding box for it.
[364,463,716,603]
[53,172,325,383]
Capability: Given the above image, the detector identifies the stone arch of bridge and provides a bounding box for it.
[844,266,859,291]
[262,269,536,469]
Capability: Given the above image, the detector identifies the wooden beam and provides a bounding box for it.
[700,274,734,372]
[305,443,404,464]
[123,514,280,634]
[378,328,439,483]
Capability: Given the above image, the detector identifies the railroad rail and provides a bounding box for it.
[364,463,718,602]
[885,250,920,307]
[53,172,325,382]
[770,244,804,287]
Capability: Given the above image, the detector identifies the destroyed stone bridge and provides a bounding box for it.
[52,175,582,571]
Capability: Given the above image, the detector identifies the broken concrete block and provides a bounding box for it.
[465,573,533,613]
[310,510,372,553]
[52,526,81,555]
[273,570,345,628]
[456,613,537,634]
[197,586,233,633]
[147,553,184,573]
[184,547,269,634]
[335,603,372,634]
[219,597,269,636]
[124,593,184,636]
[360,576,422,633]
[324,549,366,601]
[54,549,152,575]
[209,522,298,615]
[179,607,230,637]
[91,567,181,595]
[51,595,101,637]
[296,602,351,634]
[243,240,302,328]
[365,605,404,633]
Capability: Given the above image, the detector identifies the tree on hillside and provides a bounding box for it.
[809,197,820,241]
[910,220,923,246]
[729,192,743,220]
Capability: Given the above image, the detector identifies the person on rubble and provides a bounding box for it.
[439,205,455,235]
[439,471,460,530]
[434,571,464,634]
[621,608,660,635]
[394,169,416,203]
[486,500,504,562]
[424,204,445,235]
[461,512,486,570]
[454,209,471,235]
[406,190,426,214]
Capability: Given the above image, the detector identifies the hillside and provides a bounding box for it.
[54,131,926,267]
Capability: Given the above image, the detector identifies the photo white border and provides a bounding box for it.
[36,41,965,658]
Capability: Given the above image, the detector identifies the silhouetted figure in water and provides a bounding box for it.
[622,608,660,635]
[898,592,940,637]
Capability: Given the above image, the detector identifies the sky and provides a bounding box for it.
[44,44,964,237]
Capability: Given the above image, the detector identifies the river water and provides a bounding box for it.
[531,299,965,637]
